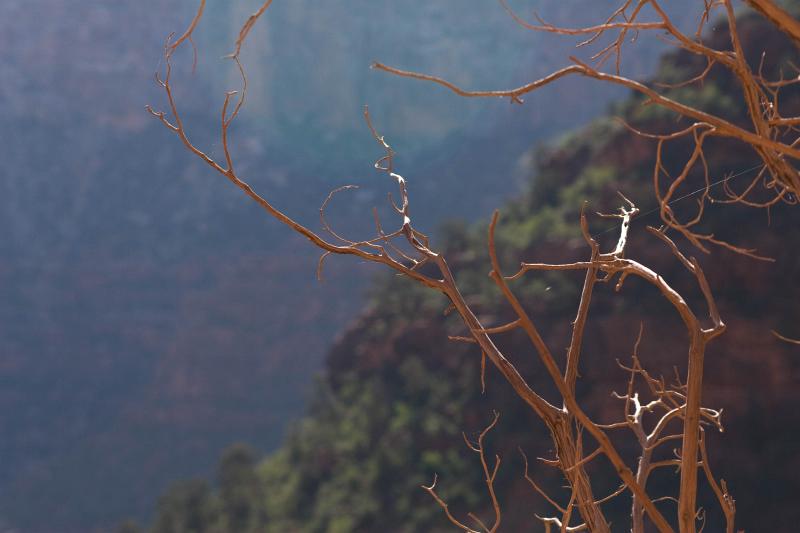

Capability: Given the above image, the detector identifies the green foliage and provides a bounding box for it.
[148,444,266,533]
[254,353,485,532]
[218,444,267,532]
[152,480,221,533]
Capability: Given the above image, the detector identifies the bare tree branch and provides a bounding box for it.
[145,3,791,532]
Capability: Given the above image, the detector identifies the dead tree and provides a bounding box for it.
[147,1,799,531]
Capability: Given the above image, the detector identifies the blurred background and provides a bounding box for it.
[1,1,797,532]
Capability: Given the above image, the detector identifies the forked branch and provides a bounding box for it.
[423,412,503,533]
